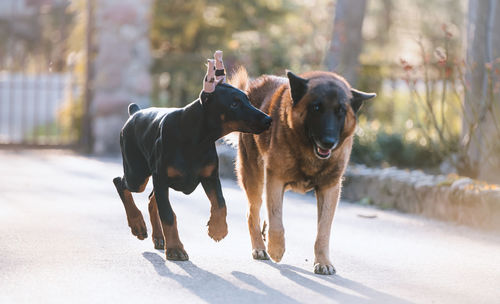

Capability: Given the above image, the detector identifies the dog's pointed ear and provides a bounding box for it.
[287,70,309,106]
[214,50,226,83]
[203,59,216,94]
[350,88,376,113]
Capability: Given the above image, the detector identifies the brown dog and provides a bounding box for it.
[233,69,375,275]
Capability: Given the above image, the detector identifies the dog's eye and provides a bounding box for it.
[313,104,321,112]
[337,107,346,115]
[231,101,239,109]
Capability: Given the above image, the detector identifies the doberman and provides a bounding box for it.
[113,51,272,261]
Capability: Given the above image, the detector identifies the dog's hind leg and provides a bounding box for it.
[148,190,165,249]
[313,183,340,275]
[113,176,148,240]
[152,177,188,261]
[237,139,268,260]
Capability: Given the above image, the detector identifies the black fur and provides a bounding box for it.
[350,89,376,113]
[128,103,140,116]
[287,73,376,159]
[287,71,309,106]
[114,83,271,226]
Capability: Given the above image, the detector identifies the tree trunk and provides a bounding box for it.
[463,0,500,183]
[324,0,368,85]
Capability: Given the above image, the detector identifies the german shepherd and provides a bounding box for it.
[234,69,375,275]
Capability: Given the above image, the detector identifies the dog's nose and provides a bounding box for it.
[262,116,272,128]
[319,137,337,150]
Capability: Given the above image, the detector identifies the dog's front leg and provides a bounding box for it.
[148,191,165,250]
[153,175,188,261]
[201,174,228,242]
[265,171,286,262]
[313,183,340,275]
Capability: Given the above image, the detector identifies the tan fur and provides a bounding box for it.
[121,188,147,240]
[236,69,358,273]
[137,177,149,192]
[148,194,164,249]
[199,164,216,178]
[205,189,228,242]
[228,66,250,92]
[146,193,188,260]
[222,121,244,136]
[167,167,182,178]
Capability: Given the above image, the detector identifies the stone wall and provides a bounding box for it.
[342,165,500,231]
[92,0,152,154]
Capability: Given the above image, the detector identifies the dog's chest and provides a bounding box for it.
[284,158,344,193]
[165,151,216,194]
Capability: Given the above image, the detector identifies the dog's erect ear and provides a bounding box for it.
[287,71,309,106]
[214,50,226,83]
[350,88,376,113]
[203,59,216,94]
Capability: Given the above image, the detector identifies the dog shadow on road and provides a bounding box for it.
[261,262,413,304]
[142,251,300,304]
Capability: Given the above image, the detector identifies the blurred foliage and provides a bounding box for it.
[150,0,333,107]
[150,0,477,174]
[352,26,464,171]
[360,0,465,71]
[351,121,448,169]
[0,0,74,72]
[351,0,472,172]
[57,0,88,143]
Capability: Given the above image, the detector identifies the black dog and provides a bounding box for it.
[113,52,271,261]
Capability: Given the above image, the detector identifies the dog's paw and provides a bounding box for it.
[207,219,228,241]
[153,236,164,250]
[267,230,285,262]
[252,249,270,260]
[314,263,336,275]
[207,207,228,242]
[128,214,148,240]
[166,248,189,261]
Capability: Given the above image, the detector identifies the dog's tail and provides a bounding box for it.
[229,66,249,92]
[128,103,140,116]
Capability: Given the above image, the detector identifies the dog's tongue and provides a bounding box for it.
[317,147,331,156]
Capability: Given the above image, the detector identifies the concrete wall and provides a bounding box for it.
[92,0,152,154]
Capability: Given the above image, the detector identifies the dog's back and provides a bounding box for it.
[231,68,287,110]
[232,69,287,164]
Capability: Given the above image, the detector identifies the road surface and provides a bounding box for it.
[1,150,499,303]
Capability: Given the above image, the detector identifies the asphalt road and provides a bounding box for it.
[1,150,500,304]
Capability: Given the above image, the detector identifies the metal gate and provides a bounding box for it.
[0,0,91,149]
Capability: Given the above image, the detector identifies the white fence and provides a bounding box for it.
[0,72,79,145]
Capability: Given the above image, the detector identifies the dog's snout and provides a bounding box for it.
[262,116,272,128]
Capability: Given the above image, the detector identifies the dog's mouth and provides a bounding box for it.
[240,125,267,135]
[249,120,272,134]
[313,141,335,160]
[314,145,332,159]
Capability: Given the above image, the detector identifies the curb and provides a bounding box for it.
[342,165,500,231]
